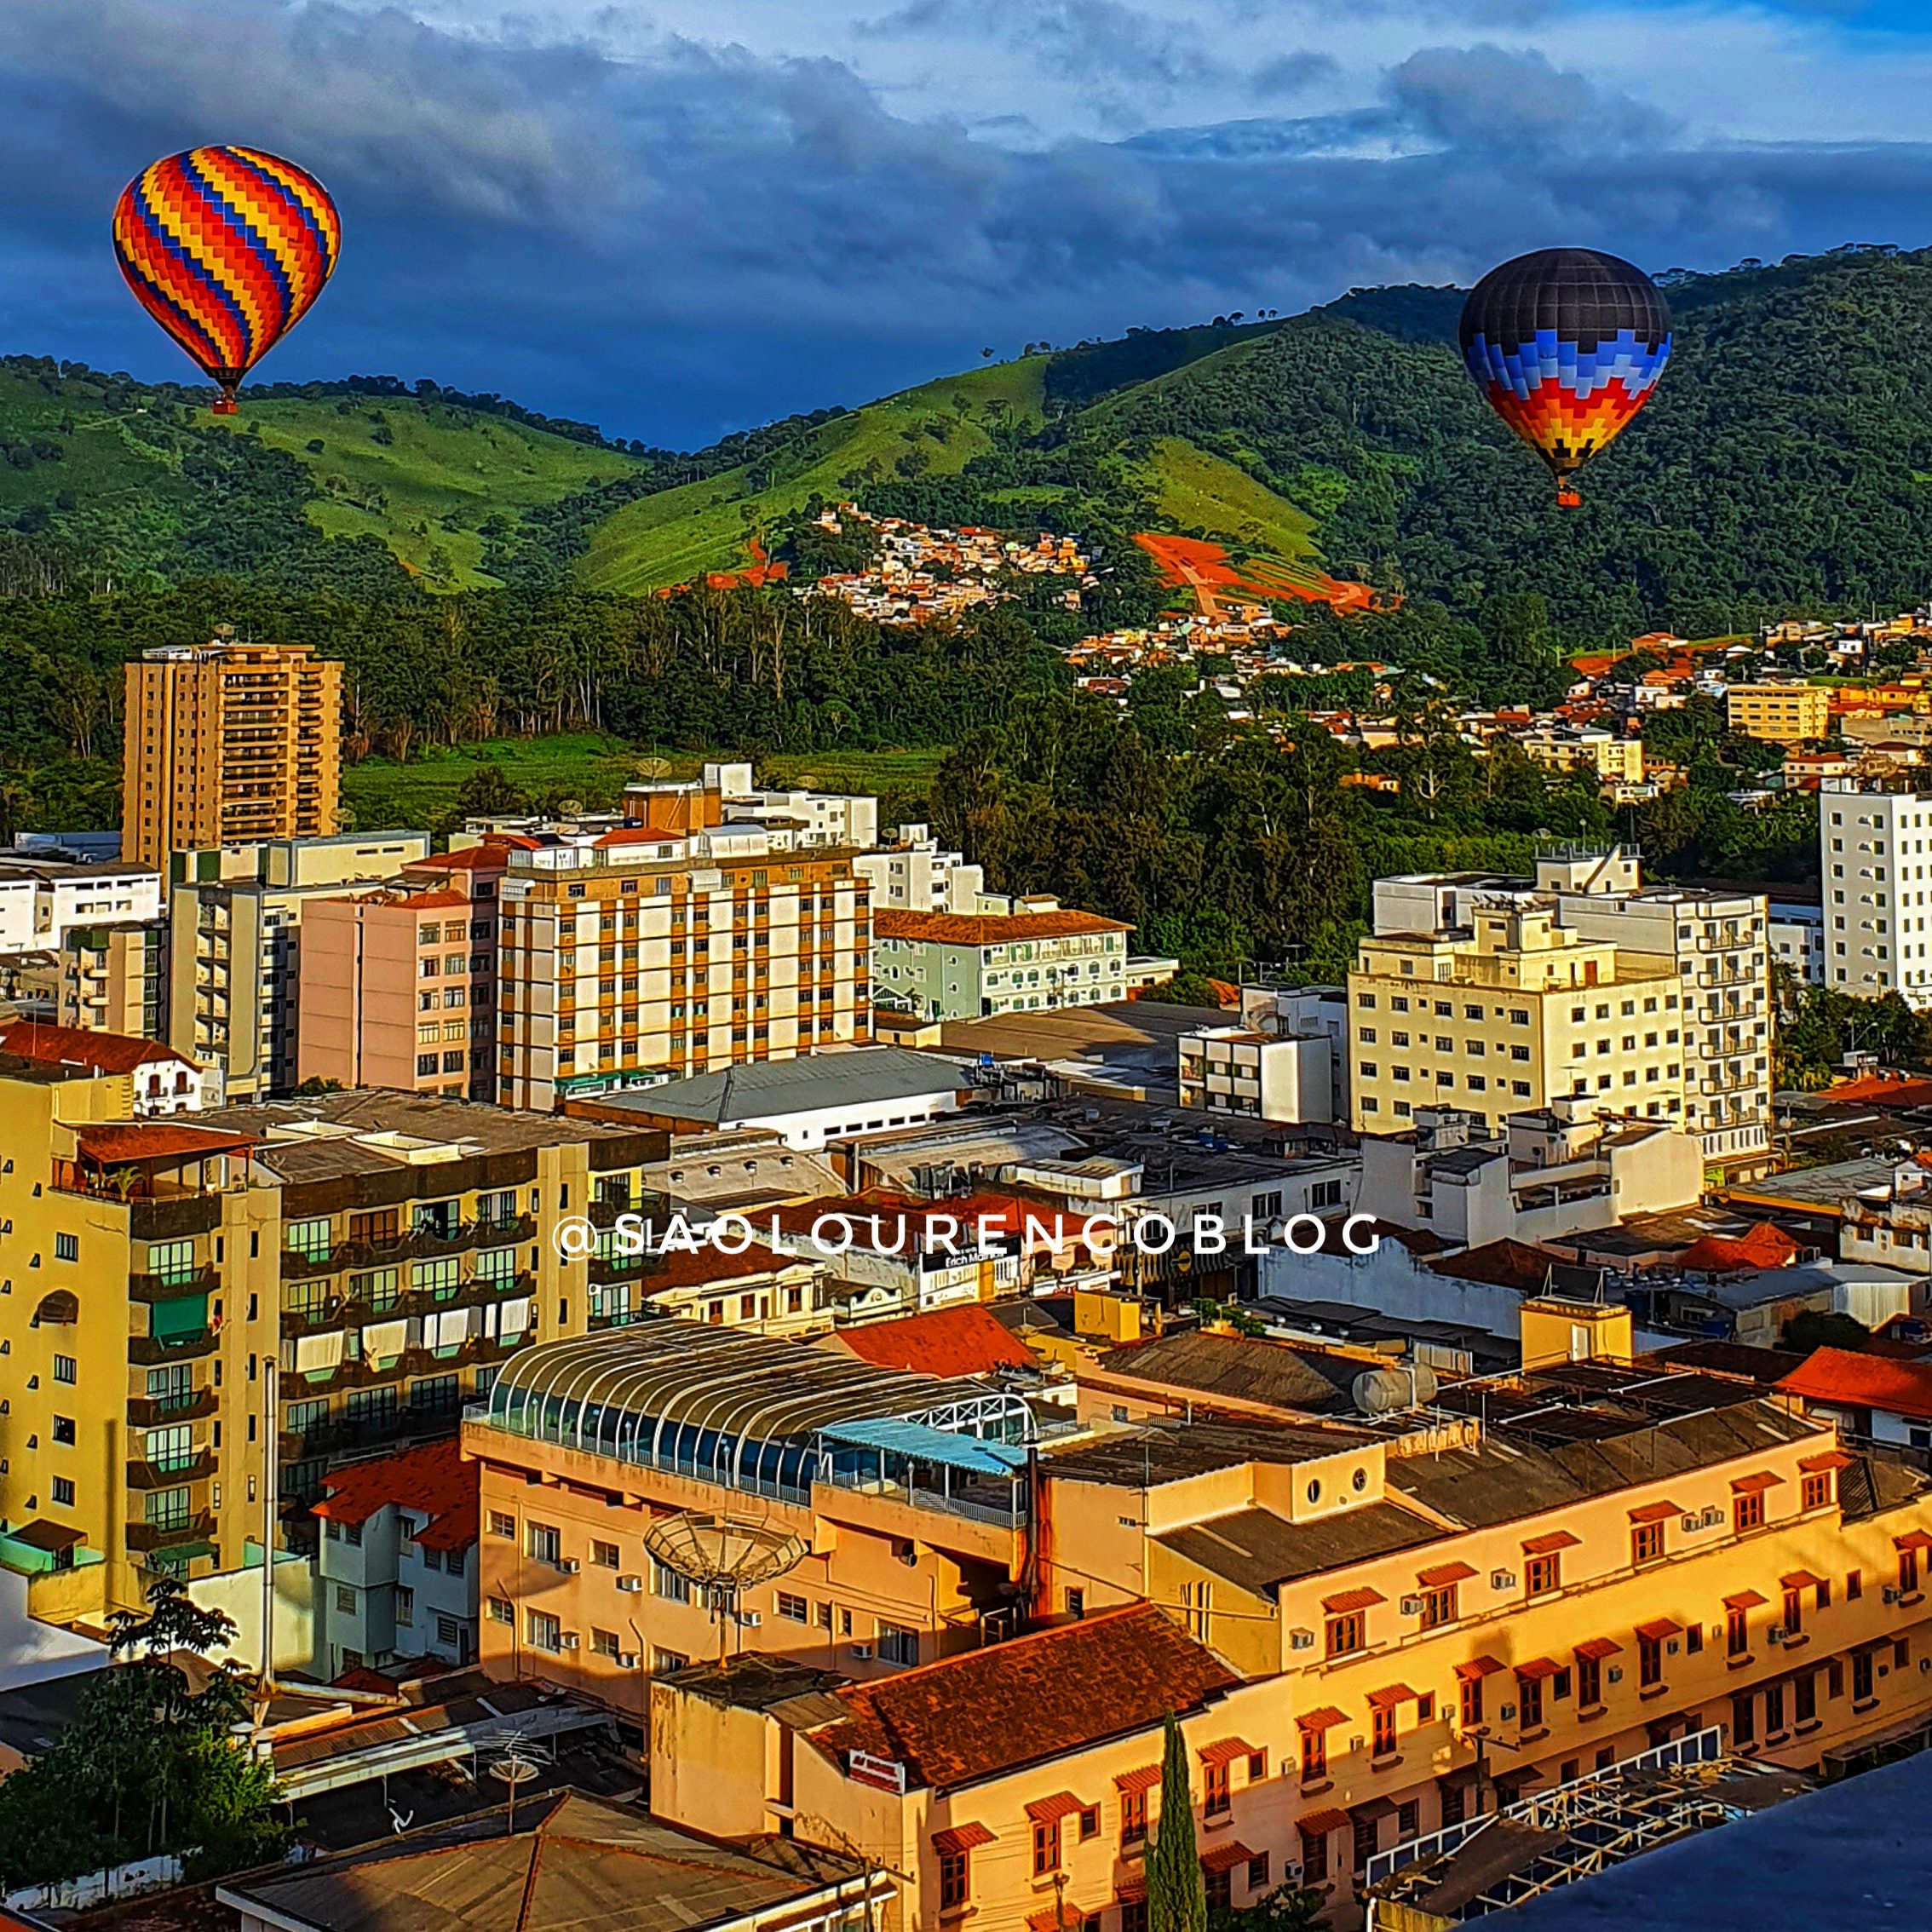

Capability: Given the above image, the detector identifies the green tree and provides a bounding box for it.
[1143,970,1228,1009]
[1781,1309,1871,1354]
[1147,1711,1205,1932]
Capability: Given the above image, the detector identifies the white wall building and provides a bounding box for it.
[1178,1026,1334,1124]
[1770,901,1826,987]
[0,857,163,957]
[851,824,986,914]
[1820,776,1932,1007]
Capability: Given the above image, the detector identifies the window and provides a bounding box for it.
[54,1233,78,1262]
[1734,1489,1765,1533]
[1794,1672,1817,1727]
[1849,1568,1863,1601]
[1517,1673,1544,1730]
[592,1629,621,1659]
[53,1354,76,1384]
[1325,1611,1365,1657]
[653,1650,688,1676]
[1205,1759,1232,1815]
[1395,1802,1418,1843]
[1301,1826,1330,1884]
[1631,1521,1664,1566]
[1900,1545,1921,1596]
[1032,1817,1060,1877]
[1782,1585,1803,1636]
[395,1587,414,1628]
[1638,1634,1663,1688]
[1728,1607,1749,1657]
[1576,1652,1602,1708]
[590,1539,620,1569]
[877,1623,918,1667]
[488,1510,515,1539]
[1121,1785,1150,1843]
[1300,1724,1327,1781]
[653,1558,693,1604]
[1526,1554,1561,1596]
[1459,1672,1484,1728]
[286,1217,332,1262]
[777,1592,808,1624]
[939,1844,972,1911]
[1803,1471,1832,1511]
[1733,1691,1755,1746]
[527,1611,561,1653]
[1854,1647,1876,1703]
[1065,1585,1085,1619]
[50,1477,73,1506]
[488,1596,513,1625]
[1078,1806,1100,1841]
[1371,1705,1398,1756]
[526,1522,561,1566]
[51,1415,75,1446]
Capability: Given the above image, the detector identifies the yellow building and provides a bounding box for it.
[495,825,871,1112]
[625,1308,1932,1930]
[0,920,166,1038]
[1516,727,1645,787]
[1728,681,1834,745]
[1347,904,1687,1134]
[0,1065,660,1618]
[122,636,342,871]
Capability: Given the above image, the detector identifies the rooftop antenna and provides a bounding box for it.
[644,1511,808,1666]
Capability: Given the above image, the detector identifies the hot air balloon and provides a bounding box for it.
[112,146,341,415]
[1458,248,1670,509]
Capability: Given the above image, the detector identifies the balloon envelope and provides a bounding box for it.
[112,146,341,413]
[1458,248,1670,504]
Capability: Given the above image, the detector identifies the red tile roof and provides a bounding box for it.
[1676,1222,1803,1274]
[73,1121,253,1165]
[313,1439,477,1550]
[1777,1345,1932,1423]
[875,908,1131,946]
[1429,1239,1560,1293]
[809,1604,1237,1792]
[0,1021,189,1075]
[639,1239,812,1297]
[831,1305,1036,1378]
[1821,1072,1932,1108]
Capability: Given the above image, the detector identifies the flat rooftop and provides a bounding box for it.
[572,1044,969,1125]
[1042,1418,1375,1488]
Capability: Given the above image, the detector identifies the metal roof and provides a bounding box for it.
[576,1045,969,1126]
[818,1417,1030,1475]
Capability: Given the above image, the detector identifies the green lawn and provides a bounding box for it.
[577,359,1051,594]
[341,736,946,834]
[1138,436,1326,584]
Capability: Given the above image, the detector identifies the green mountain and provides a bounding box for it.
[9,244,1932,640]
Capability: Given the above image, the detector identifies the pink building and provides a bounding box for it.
[296,844,514,1102]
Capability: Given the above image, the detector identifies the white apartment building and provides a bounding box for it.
[621,762,880,851]
[165,832,433,1100]
[850,824,987,914]
[1771,902,1826,987]
[1820,776,1932,1008]
[0,856,163,957]
[1178,1026,1334,1125]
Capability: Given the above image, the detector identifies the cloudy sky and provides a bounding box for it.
[2,0,1930,445]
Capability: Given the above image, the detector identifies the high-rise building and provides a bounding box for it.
[851,823,987,913]
[166,832,432,1101]
[1821,775,1932,1007]
[1728,681,1833,745]
[495,823,871,1113]
[0,1069,659,1616]
[296,842,516,1104]
[122,637,342,870]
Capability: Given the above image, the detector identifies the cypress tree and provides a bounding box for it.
[1147,1710,1206,1932]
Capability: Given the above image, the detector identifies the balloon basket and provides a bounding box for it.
[1556,488,1582,509]
[211,395,238,416]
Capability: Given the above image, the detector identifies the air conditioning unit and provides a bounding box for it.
[616,1574,643,1593]
[1883,1587,1903,1606]
[560,1558,580,1575]
[618,1652,639,1670]
[1400,1596,1423,1617]
[1702,1505,1724,1527]
[1607,1666,1624,1684]
[1681,1514,1699,1534]
[737,1610,762,1628]
[1289,1629,1315,1651]
[1768,1625,1787,1644]
[1499,1702,1516,1722]
[1492,1570,1517,1591]
[1667,1637,1681,1654]
[851,1642,875,1659]
[561,1632,581,1650]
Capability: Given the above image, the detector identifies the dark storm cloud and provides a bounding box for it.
[0,1,1925,443]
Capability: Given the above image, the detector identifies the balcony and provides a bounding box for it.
[280,1214,536,1279]
[129,1329,219,1366]
[279,1408,460,1463]
[127,1450,217,1490]
[128,1389,218,1427]
[125,1511,216,1555]
[129,1265,220,1304]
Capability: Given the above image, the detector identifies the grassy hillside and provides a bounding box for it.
[577,358,1049,592]
[1136,436,1323,582]
[210,398,640,588]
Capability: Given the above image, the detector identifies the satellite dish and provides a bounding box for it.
[644,1512,808,1664]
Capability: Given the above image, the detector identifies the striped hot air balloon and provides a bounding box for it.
[112,146,341,414]
[1458,248,1670,509]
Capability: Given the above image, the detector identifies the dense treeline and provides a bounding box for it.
[0,569,1070,835]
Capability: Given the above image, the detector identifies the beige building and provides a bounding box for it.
[1728,681,1833,745]
[1516,726,1645,788]
[0,919,167,1038]
[123,637,342,871]
[496,825,871,1113]
[167,832,431,1102]
[0,1071,660,1618]
[1348,904,1687,1134]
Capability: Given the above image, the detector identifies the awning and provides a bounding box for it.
[1436,1763,1481,1791]
[1299,1808,1352,1837]
[1199,1738,1258,1768]
[1573,1637,1623,1660]
[1895,1529,1932,1552]
[1522,1529,1579,1555]
[1201,1843,1256,1875]
[1025,1792,1086,1826]
[1456,1656,1506,1679]
[1636,1618,1684,1642]
[1366,1683,1421,1708]
[1350,1797,1397,1824]
[1417,1561,1478,1588]
[1115,1765,1161,1794]
[1113,1880,1147,1906]
[1627,1500,1682,1525]
[1731,1471,1785,1495]
[932,1822,995,1855]
[1030,1909,1094,1932]
[1322,1586,1386,1613]
[8,1520,84,1552]
[1781,1569,1827,1590]
[1514,1658,1562,1682]
[818,1417,1029,1477]
[1725,1590,1768,1611]
[1296,1706,1348,1732]
[1800,1451,1854,1475]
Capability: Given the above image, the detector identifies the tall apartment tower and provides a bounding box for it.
[1820,775,1932,1008]
[123,637,342,869]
